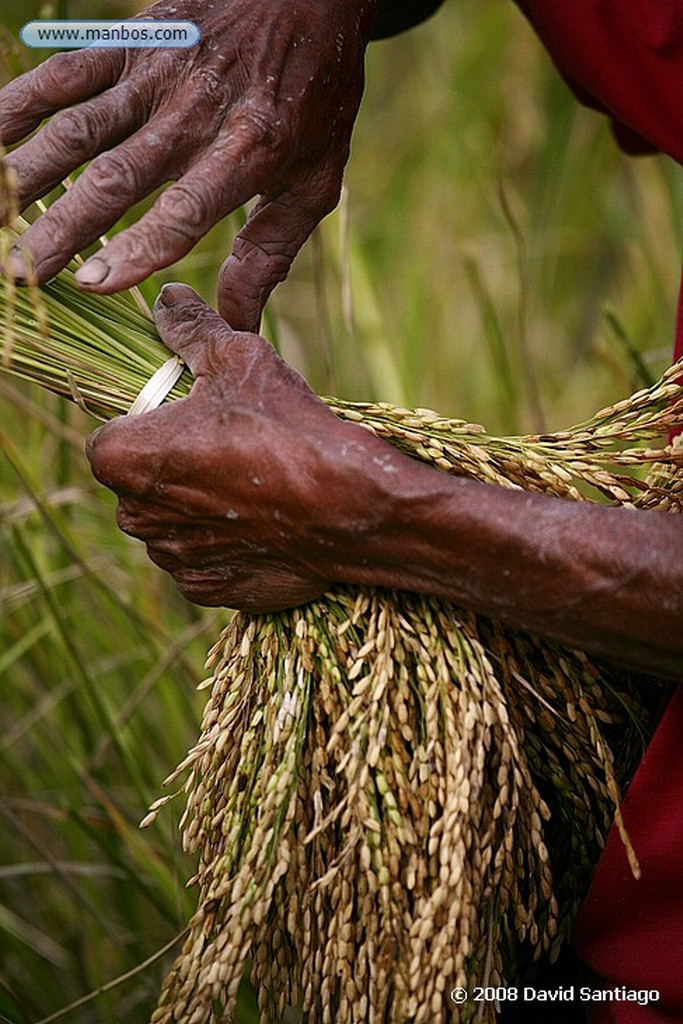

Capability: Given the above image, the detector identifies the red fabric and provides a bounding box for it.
[572,688,683,1021]
[676,265,683,362]
[516,0,683,377]
[516,0,683,164]
[513,2,683,1021]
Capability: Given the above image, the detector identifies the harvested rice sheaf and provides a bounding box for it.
[150,598,656,1024]
[2,209,682,1024]
[145,399,681,1024]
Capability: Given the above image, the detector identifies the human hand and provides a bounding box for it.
[0,0,377,330]
[85,288,683,676]
[86,284,403,611]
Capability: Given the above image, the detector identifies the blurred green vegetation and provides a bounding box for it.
[1,0,681,1021]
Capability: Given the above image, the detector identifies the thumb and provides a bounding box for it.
[153,281,286,400]
[153,282,237,378]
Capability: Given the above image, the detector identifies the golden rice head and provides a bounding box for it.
[151,588,653,1024]
[149,384,679,1024]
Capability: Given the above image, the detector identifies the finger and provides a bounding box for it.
[10,112,185,284]
[170,565,326,612]
[4,78,148,212]
[71,140,264,294]
[217,162,343,332]
[71,93,294,295]
[152,283,242,377]
[86,412,167,498]
[0,49,123,145]
[154,283,303,401]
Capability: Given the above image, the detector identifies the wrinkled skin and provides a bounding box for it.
[88,286,683,681]
[0,0,377,330]
[87,283,403,611]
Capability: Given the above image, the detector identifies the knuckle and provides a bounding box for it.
[40,50,117,99]
[306,168,343,219]
[115,502,140,536]
[88,423,139,489]
[84,149,142,202]
[316,179,342,218]
[39,51,80,91]
[150,549,179,573]
[113,229,162,272]
[103,213,171,272]
[47,107,101,157]
[157,183,213,238]
[86,428,117,483]
[147,532,180,557]
[236,96,286,152]
[194,67,226,105]
[176,66,232,129]
[231,233,297,269]
[173,569,227,608]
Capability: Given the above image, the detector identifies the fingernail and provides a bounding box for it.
[75,257,110,286]
[157,282,198,307]
[6,248,28,284]
[85,424,105,459]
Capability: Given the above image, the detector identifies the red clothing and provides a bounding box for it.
[516,0,683,164]
[572,687,683,1022]
[514,2,683,1020]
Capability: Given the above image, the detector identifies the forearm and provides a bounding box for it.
[325,461,683,680]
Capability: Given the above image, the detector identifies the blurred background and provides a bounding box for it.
[1,0,682,1021]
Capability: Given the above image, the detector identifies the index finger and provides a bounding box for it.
[86,408,167,498]
[0,49,123,146]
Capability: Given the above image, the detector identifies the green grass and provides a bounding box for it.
[1,0,682,1021]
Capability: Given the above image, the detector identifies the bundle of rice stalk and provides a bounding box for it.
[2,206,682,1024]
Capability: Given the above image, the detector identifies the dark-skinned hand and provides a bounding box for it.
[0,0,378,330]
[87,287,683,680]
[86,282,409,612]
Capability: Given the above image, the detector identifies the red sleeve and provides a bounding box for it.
[515,0,683,164]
